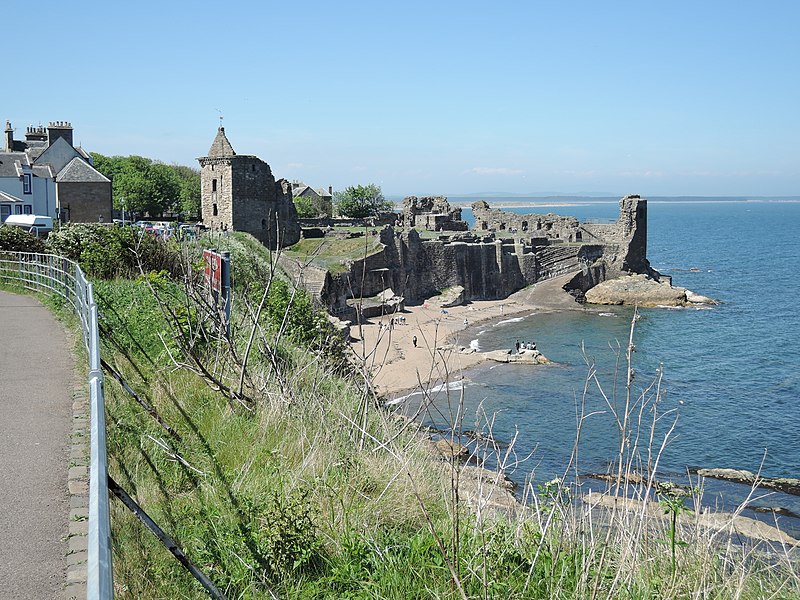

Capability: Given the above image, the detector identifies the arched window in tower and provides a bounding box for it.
[261,218,267,229]
[212,179,217,192]
[213,204,218,216]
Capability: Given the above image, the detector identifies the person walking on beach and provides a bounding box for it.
[515,339,520,353]
[412,335,418,348]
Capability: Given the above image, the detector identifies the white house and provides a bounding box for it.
[1,120,111,223]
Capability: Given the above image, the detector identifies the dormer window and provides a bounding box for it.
[22,173,32,194]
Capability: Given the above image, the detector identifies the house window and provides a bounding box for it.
[23,173,32,194]
[14,205,22,214]
[1,205,10,220]
[24,205,32,214]
[213,204,218,216]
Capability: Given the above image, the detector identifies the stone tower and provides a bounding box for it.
[198,127,300,249]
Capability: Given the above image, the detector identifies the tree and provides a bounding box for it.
[293,194,319,219]
[172,165,201,219]
[91,153,197,218]
[333,184,393,219]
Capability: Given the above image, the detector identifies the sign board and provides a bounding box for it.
[203,249,223,293]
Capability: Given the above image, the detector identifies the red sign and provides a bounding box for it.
[203,249,222,293]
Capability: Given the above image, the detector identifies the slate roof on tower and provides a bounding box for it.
[207,127,236,158]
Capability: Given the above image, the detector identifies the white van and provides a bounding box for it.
[3,214,54,238]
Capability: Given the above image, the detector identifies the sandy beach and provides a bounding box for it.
[348,273,584,397]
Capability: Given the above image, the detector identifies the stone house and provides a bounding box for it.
[290,181,333,217]
[197,127,300,249]
[0,120,112,223]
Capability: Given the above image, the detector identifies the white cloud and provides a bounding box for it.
[618,170,665,178]
[463,167,524,176]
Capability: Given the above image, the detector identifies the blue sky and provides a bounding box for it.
[9,1,799,197]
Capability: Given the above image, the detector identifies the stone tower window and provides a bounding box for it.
[212,179,217,192]
[213,204,218,216]
[261,218,267,229]
[252,164,256,172]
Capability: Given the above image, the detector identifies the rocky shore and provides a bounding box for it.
[584,273,717,307]
[438,343,551,365]
[583,491,799,546]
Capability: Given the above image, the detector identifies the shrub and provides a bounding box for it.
[47,224,182,279]
[0,226,45,253]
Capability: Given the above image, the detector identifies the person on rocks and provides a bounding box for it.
[515,339,520,353]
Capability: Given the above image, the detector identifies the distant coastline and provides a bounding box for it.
[388,195,800,208]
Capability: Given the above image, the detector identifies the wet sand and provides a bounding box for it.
[348,273,583,396]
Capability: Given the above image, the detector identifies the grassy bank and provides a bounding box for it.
[80,232,800,598]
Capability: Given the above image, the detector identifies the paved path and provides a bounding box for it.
[0,291,73,599]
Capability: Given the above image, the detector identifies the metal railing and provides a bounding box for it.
[0,252,113,599]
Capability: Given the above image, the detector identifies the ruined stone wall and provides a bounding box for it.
[579,195,650,279]
[230,159,299,249]
[317,195,652,310]
[402,196,467,231]
[200,157,234,231]
[323,229,536,306]
[471,200,583,242]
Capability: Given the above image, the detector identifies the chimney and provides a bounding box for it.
[4,120,12,152]
[328,185,333,195]
[25,125,47,142]
[47,121,74,147]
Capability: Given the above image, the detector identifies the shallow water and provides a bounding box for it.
[395,200,800,535]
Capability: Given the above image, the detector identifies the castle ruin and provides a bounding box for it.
[298,195,654,317]
[401,195,468,231]
[198,127,300,249]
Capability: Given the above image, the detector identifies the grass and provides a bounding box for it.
[40,237,798,599]
[283,234,385,275]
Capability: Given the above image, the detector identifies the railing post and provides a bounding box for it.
[86,301,114,599]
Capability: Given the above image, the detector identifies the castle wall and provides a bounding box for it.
[316,195,651,310]
[199,128,300,249]
[471,200,583,242]
[200,158,233,230]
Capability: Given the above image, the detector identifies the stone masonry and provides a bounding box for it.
[401,196,468,231]
[198,127,300,249]
[471,200,582,242]
[308,195,653,316]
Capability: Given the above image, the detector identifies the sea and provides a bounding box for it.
[395,198,800,535]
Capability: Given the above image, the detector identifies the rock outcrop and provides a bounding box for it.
[438,344,551,365]
[694,468,800,496]
[584,274,717,307]
[583,492,798,545]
